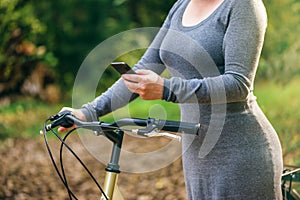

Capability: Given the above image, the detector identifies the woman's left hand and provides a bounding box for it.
[122,69,164,100]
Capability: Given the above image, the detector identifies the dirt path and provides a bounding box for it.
[0,136,187,200]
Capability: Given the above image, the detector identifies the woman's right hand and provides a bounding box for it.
[57,107,87,133]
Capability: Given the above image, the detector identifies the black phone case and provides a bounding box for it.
[111,62,136,74]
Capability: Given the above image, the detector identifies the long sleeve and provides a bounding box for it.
[81,46,165,121]
[80,0,185,121]
[162,0,267,104]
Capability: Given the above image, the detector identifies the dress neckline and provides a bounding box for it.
[180,0,226,29]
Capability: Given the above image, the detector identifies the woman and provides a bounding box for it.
[60,0,283,199]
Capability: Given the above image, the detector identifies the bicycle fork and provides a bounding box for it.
[100,130,124,200]
[101,171,123,200]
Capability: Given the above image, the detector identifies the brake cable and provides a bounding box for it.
[43,118,109,200]
[42,115,182,199]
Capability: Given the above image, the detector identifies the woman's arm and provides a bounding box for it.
[80,44,166,121]
[80,1,186,121]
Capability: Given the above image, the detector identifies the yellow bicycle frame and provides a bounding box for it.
[100,171,124,200]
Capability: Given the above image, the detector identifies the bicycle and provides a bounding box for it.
[282,166,300,200]
[41,110,199,200]
[41,110,300,200]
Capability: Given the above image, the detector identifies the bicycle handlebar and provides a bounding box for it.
[41,111,200,199]
[43,111,200,140]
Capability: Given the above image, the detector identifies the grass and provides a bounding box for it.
[0,98,65,139]
[0,78,299,165]
[100,98,180,122]
[254,78,300,166]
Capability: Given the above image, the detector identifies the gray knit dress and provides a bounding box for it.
[82,0,283,199]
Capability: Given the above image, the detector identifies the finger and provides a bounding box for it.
[59,107,74,114]
[135,69,151,75]
[58,126,72,133]
[122,73,152,83]
[58,126,75,133]
[122,74,141,83]
[58,126,66,133]
[123,79,140,92]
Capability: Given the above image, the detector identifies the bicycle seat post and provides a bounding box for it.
[101,130,124,200]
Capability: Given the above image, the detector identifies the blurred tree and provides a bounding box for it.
[0,0,58,104]
[1,0,299,103]
[33,0,298,89]
[32,0,176,93]
[260,0,300,83]
[0,0,178,103]
[31,0,116,89]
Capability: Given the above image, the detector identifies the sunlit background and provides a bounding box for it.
[0,0,299,199]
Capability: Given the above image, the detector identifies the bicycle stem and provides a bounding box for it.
[101,129,124,200]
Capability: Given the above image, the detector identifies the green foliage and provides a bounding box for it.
[255,78,300,166]
[31,0,116,87]
[0,0,57,98]
[29,0,176,91]
[1,0,299,100]
[0,98,63,139]
[259,0,300,82]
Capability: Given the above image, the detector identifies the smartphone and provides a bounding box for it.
[111,62,136,75]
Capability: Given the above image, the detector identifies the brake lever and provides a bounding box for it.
[132,128,181,141]
[145,131,181,141]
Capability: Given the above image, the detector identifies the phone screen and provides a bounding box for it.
[111,62,136,74]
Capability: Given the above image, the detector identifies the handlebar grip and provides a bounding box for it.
[112,118,148,127]
[156,120,200,135]
[46,110,74,131]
